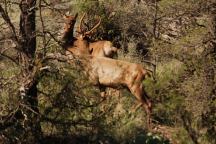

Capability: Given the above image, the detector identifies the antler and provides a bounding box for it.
[78,13,86,34]
[84,16,101,36]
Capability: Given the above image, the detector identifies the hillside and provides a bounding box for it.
[0,0,216,144]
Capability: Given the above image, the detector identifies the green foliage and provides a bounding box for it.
[1,0,216,143]
[36,59,106,139]
[0,59,20,116]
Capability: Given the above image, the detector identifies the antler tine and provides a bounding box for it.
[85,16,101,36]
[78,13,86,34]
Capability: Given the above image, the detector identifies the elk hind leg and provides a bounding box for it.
[132,102,143,112]
[99,85,106,98]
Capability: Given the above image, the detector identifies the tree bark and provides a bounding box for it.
[19,0,42,143]
[19,0,36,58]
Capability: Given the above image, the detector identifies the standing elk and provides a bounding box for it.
[61,13,152,128]
[77,55,152,128]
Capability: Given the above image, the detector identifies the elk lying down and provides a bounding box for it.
[74,55,152,127]
[66,37,118,58]
[63,13,118,58]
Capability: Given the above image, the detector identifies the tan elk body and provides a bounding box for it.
[62,13,152,127]
[78,54,152,113]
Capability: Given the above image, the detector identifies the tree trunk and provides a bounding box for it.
[19,0,36,58]
[19,0,42,143]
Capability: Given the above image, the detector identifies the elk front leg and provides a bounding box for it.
[129,84,152,129]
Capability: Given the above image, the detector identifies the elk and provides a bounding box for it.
[76,55,152,128]
[63,13,118,58]
[62,13,152,128]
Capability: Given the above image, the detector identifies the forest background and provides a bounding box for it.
[0,0,216,144]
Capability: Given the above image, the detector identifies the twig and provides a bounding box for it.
[0,4,19,44]
[42,0,65,17]
[0,53,19,65]
[19,103,40,115]
[44,31,64,47]
[39,0,47,56]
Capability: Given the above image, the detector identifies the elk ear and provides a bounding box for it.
[65,11,70,16]
[89,46,93,53]
[63,12,69,19]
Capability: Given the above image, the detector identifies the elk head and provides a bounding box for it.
[62,13,78,43]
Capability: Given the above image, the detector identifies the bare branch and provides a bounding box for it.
[44,31,64,47]
[41,0,65,17]
[45,52,75,62]
[0,53,19,65]
[39,0,47,55]
[0,4,19,44]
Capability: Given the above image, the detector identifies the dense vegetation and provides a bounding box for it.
[0,0,215,144]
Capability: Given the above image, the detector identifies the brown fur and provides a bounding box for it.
[62,14,152,128]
